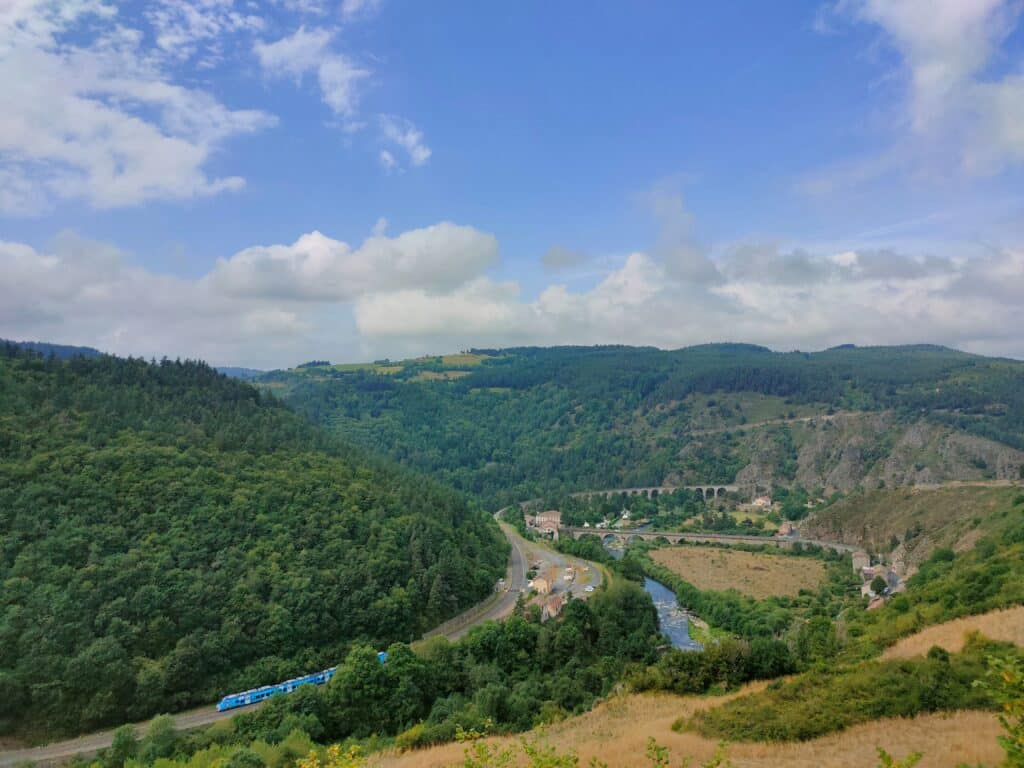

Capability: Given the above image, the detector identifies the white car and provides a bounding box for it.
[584,586,595,593]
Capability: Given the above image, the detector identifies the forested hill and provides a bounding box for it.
[1,338,103,359]
[0,346,507,737]
[262,344,1024,507]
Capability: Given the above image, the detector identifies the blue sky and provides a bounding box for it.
[2,0,1023,367]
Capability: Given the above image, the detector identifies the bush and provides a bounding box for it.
[685,639,1015,742]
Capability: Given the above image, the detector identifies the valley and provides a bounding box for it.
[2,342,1022,768]
[6,5,1024,765]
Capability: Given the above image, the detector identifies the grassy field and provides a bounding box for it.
[881,605,1024,659]
[649,546,825,599]
[439,353,489,367]
[373,688,1002,768]
[411,370,473,382]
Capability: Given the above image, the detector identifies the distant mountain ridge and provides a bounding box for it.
[259,343,1024,506]
[2,338,103,359]
[215,366,265,379]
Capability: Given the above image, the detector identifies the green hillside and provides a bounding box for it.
[262,344,1024,508]
[0,346,507,737]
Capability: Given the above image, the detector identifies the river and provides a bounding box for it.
[605,544,702,651]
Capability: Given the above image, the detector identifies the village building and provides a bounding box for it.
[527,509,562,538]
[527,509,562,528]
[541,594,565,621]
[776,521,797,537]
[851,551,870,572]
[751,495,772,508]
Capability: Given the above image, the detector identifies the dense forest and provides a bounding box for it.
[0,346,507,736]
[262,344,1024,508]
[70,498,1024,768]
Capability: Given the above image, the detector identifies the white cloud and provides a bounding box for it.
[354,278,531,338]
[0,232,309,366]
[252,15,425,169]
[811,0,1024,188]
[253,25,333,81]
[254,26,370,118]
[340,0,384,22]
[353,239,1024,360]
[4,217,1024,368]
[145,0,264,65]
[208,222,499,300]
[318,54,370,117]
[379,115,432,167]
[541,245,587,271]
[0,0,274,214]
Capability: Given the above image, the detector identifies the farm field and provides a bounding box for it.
[649,545,825,599]
[375,689,1002,768]
[881,605,1024,659]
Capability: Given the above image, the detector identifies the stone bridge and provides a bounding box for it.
[560,526,866,559]
[570,484,740,502]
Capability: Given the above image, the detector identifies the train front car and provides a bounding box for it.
[216,666,339,712]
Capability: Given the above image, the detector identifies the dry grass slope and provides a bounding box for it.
[375,688,1002,768]
[882,605,1024,659]
[649,546,825,599]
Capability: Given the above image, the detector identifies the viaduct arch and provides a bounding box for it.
[570,484,739,502]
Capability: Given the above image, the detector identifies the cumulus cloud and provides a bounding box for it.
[0,0,275,214]
[353,239,1024,360]
[208,222,499,300]
[0,232,309,366]
[646,184,722,284]
[3,219,1023,367]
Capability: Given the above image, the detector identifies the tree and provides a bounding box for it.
[227,749,266,768]
[977,654,1024,767]
[139,715,179,763]
[104,725,138,768]
[870,575,889,596]
[297,745,366,768]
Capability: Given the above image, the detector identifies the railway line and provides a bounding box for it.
[3,479,914,766]
[0,519,600,767]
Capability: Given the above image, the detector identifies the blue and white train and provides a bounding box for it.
[216,652,388,712]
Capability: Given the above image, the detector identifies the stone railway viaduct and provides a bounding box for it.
[570,484,740,502]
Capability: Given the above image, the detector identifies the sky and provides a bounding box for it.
[1,0,1023,368]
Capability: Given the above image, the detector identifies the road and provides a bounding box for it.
[0,522,603,768]
[424,521,602,641]
[0,707,229,768]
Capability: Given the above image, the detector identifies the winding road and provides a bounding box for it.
[0,521,601,767]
